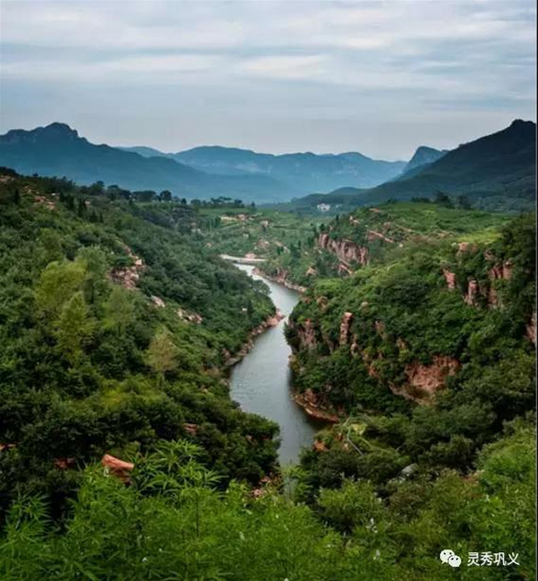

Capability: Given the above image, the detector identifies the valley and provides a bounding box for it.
[1,1,536,577]
[0,125,535,580]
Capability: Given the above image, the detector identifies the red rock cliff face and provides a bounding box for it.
[299,319,318,350]
[288,318,318,351]
[443,256,514,308]
[339,312,353,346]
[399,355,460,401]
[318,233,369,267]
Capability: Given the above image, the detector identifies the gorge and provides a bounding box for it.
[229,264,320,465]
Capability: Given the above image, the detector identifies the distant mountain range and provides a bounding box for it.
[1,121,534,210]
[0,123,407,203]
[291,120,536,212]
[0,124,287,203]
[122,145,407,192]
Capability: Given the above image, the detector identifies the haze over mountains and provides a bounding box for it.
[123,144,407,193]
[0,123,405,203]
[0,120,535,211]
[0,123,286,203]
[292,120,536,212]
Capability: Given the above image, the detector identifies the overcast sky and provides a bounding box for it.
[0,0,535,159]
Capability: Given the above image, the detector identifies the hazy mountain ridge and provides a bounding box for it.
[0,123,294,203]
[290,120,536,212]
[121,143,408,191]
[172,145,407,191]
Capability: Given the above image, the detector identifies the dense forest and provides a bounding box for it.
[0,169,279,517]
[0,168,535,580]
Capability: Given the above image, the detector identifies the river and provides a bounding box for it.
[230,264,319,466]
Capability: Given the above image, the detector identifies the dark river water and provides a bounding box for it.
[230,264,319,466]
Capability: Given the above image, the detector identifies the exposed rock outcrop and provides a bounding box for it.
[33,194,56,210]
[397,355,460,400]
[313,439,328,452]
[102,454,134,481]
[464,279,479,305]
[109,244,145,290]
[184,423,198,436]
[443,269,457,290]
[318,233,369,267]
[297,319,318,350]
[374,320,386,338]
[316,296,329,312]
[176,308,203,324]
[339,312,353,346]
[294,389,340,423]
[151,295,166,308]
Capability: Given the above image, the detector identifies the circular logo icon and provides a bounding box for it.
[448,555,462,568]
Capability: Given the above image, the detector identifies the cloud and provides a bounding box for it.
[237,55,329,81]
[0,0,535,158]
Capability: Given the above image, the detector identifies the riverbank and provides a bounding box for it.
[252,267,307,293]
[293,390,341,423]
[224,310,284,367]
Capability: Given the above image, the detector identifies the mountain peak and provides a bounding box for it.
[38,122,79,139]
[0,122,80,145]
[510,118,534,128]
[404,145,447,172]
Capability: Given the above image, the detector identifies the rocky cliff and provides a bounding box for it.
[317,233,369,268]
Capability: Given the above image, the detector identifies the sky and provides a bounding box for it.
[0,0,536,160]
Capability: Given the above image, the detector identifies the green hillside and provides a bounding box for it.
[0,168,279,515]
[0,168,535,580]
[259,200,509,287]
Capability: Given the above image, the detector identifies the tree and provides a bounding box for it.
[34,260,87,319]
[104,286,135,334]
[55,291,94,362]
[87,181,105,196]
[77,198,88,218]
[457,194,472,210]
[146,328,179,382]
[134,190,157,203]
[160,190,172,202]
[434,191,453,208]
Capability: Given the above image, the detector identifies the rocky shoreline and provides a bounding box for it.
[252,267,307,293]
[224,310,284,367]
[293,390,340,423]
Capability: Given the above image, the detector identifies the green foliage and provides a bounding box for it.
[0,171,278,515]
[0,427,534,580]
[0,169,535,580]
[287,209,535,504]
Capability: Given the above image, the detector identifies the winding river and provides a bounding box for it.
[230,264,319,465]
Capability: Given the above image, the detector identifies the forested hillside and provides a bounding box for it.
[283,206,536,578]
[0,169,279,516]
[260,199,509,287]
[0,168,535,580]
